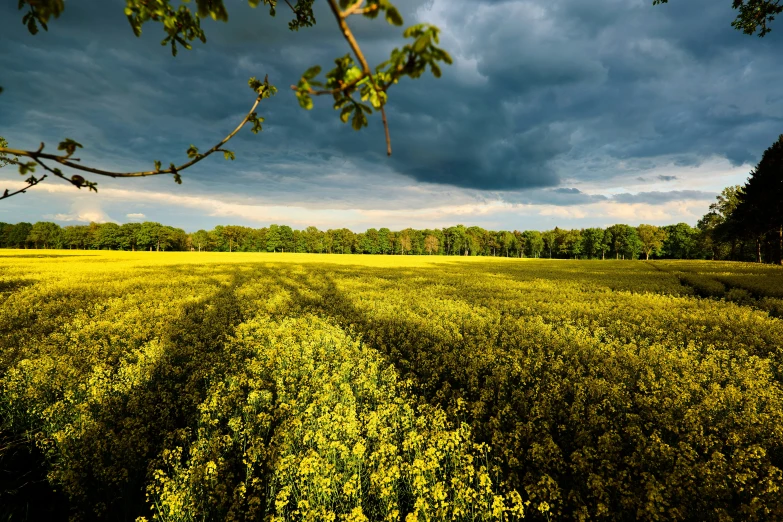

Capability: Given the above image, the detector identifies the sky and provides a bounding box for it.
[1,0,781,232]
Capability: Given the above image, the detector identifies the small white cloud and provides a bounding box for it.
[37,196,115,224]
[126,213,146,219]
[48,210,113,223]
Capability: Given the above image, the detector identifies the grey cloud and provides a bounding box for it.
[657,175,678,182]
[504,188,607,206]
[611,190,714,205]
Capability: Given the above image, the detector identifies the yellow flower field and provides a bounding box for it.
[1,251,782,521]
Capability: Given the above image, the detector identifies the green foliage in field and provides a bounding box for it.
[1,252,782,521]
[655,260,783,317]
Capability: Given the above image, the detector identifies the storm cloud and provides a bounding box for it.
[0,0,780,230]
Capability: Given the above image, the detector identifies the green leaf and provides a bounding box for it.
[174,35,192,51]
[26,14,39,35]
[154,160,162,171]
[223,150,236,161]
[441,49,453,65]
[248,112,264,134]
[403,24,420,38]
[351,109,368,131]
[248,76,262,92]
[344,66,364,84]
[303,65,322,80]
[57,138,83,156]
[340,106,353,123]
[250,75,277,97]
[385,6,403,26]
[18,162,36,175]
[297,92,314,110]
[186,145,200,159]
[413,34,430,53]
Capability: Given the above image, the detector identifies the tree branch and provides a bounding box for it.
[326,0,392,156]
[380,105,391,156]
[0,86,268,180]
[283,0,297,15]
[341,1,379,17]
[29,154,75,184]
[289,74,366,97]
[0,174,47,201]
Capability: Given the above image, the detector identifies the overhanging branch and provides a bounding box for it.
[0,76,275,200]
[0,89,266,179]
[326,0,392,156]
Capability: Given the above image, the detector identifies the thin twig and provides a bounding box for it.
[341,0,363,17]
[30,155,70,182]
[355,4,379,16]
[380,105,391,156]
[340,0,381,17]
[0,174,47,201]
[326,1,373,77]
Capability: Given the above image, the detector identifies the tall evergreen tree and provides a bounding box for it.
[734,135,783,264]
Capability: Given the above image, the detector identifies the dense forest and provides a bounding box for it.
[0,219,688,259]
[1,180,779,263]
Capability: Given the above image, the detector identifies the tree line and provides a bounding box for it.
[0,218,742,261]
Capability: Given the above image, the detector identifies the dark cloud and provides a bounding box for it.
[1,0,781,205]
[657,175,678,182]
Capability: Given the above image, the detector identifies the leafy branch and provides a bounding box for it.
[0,137,48,200]
[0,137,11,169]
[0,77,276,199]
[654,0,782,37]
[292,0,451,156]
[0,173,48,202]
[4,0,451,200]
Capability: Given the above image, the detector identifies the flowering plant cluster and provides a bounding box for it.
[0,251,781,521]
